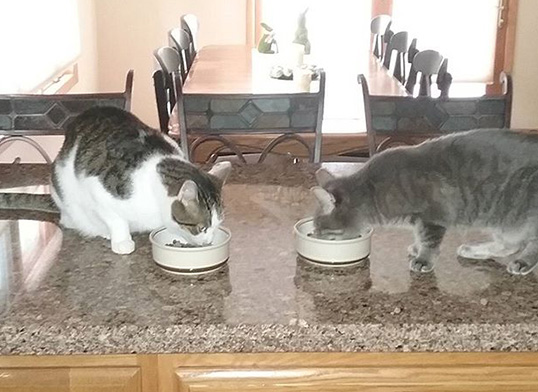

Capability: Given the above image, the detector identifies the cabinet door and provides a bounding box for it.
[0,367,140,392]
[175,366,538,392]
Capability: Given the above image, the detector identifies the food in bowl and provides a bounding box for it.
[294,218,372,265]
[306,231,362,240]
[166,240,202,248]
[150,227,231,275]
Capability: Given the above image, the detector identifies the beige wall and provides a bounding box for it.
[94,0,247,127]
[511,0,538,128]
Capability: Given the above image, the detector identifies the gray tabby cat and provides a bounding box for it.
[313,129,538,276]
[0,107,231,254]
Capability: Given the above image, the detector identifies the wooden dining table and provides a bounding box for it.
[183,45,409,97]
[180,45,409,162]
[183,45,320,95]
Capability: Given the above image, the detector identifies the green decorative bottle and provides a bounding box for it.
[258,22,278,54]
[293,8,311,55]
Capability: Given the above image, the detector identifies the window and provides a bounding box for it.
[256,0,511,133]
[0,0,81,93]
[258,0,372,133]
[391,0,500,83]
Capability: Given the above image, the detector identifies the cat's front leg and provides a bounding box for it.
[98,211,135,255]
[409,221,446,273]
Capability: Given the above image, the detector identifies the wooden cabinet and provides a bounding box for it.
[162,353,538,392]
[0,367,140,392]
[0,355,157,392]
[174,366,538,392]
[2,353,538,392]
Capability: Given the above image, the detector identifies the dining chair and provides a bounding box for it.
[404,39,419,94]
[436,59,453,99]
[153,69,173,135]
[153,47,182,135]
[370,15,391,59]
[412,50,444,97]
[382,31,409,84]
[180,14,199,63]
[0,70,134,164]
[168,28,191,79]
[358,71,513,157]
[173,70,327,163]
[154,46,181,76]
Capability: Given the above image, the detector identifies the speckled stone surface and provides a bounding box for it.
[1,162,538,355]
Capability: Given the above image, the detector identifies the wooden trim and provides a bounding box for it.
[0,354,140,367]
[53,64,79,94]
[371,0,393,17]
[37,64,79,95]
[487,0,518,95]
[503,0,518,72]
[253,0,263,49]
[162,352,538,367]
[246,0,255,47]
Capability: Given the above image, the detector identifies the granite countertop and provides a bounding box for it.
[1,161,538,355]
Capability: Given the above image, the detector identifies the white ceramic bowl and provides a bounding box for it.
[293,217,372,265]
[149,227,231,275]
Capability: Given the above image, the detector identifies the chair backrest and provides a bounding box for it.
[153,47,182,107]
[358,72,513,157]
[175,70,327,162]
[153,47,181,134]
[382,31,409,83]
[404,39,420,93]
[154,46,181,75]
[168,28,191,78]
[0,70,134,136]
[412,50,444,97]
[370,14,391,34]
[413,50,443,75]
[370,15,391,59]
[181,14,199,58]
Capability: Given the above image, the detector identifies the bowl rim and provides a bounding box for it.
[149,226,231,252]
[293,217,373,244]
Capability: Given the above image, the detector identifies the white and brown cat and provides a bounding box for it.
[0,107,231,255]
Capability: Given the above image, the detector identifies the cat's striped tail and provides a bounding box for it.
[0,193,59,214]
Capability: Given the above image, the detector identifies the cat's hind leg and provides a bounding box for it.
[507,239,538,275]
[457,232,521,260]
[457,242,521,260]
[409,220,446,273]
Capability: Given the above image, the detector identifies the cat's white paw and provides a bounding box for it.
[111,239,135,255]
[409,257,434,273]
[507,259,538,276]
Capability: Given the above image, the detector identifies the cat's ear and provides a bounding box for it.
[315,168,335,188]
[178,180,198,204]
[208,161,232,184]
[311,186,335,214]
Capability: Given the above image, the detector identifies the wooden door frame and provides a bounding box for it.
[488,0,518,94]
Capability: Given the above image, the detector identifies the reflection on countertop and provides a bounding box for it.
[1,162,538,355]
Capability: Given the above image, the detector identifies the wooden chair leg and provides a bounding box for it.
[0,136,53,164]
[258,134,312,163]
[189,135,247,164]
